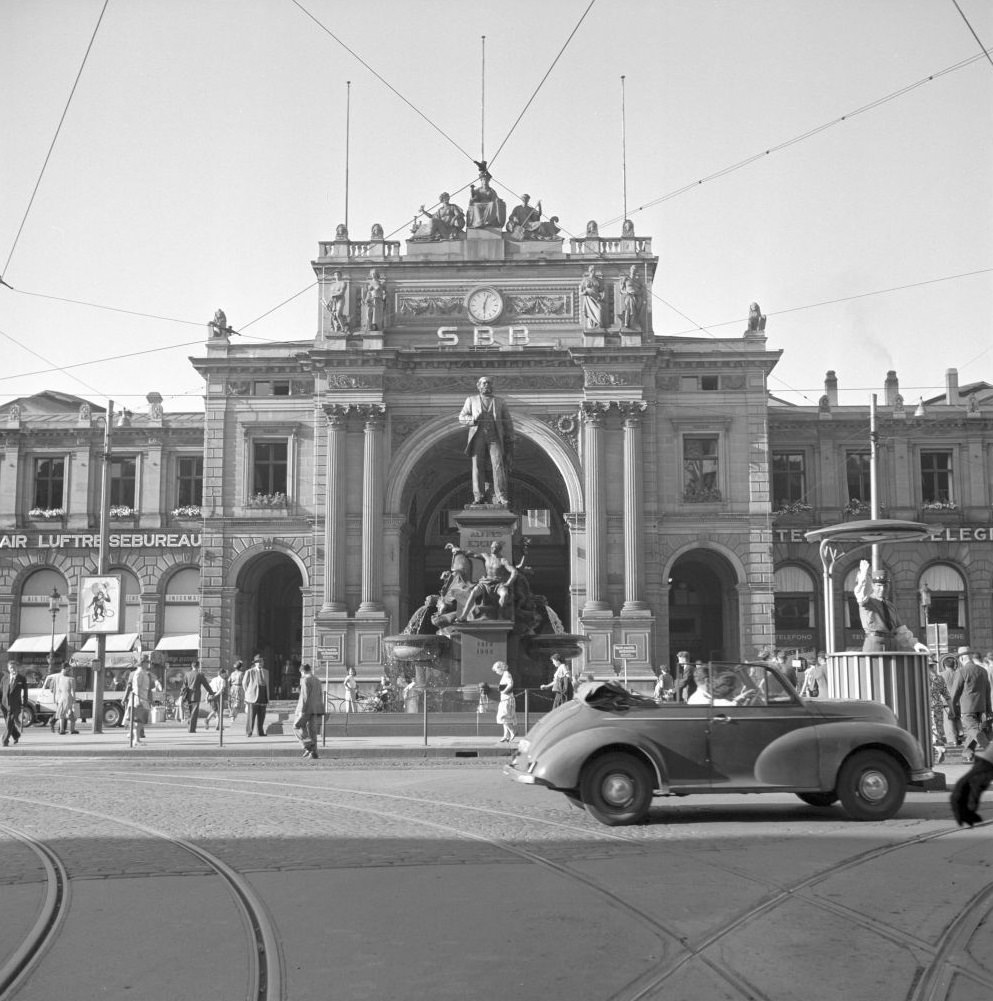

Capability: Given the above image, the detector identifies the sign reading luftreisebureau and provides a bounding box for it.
[78,575,122,634]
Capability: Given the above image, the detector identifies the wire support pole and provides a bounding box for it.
[344,81,351,235]
[480,36,486,164]
[620,75,628,224]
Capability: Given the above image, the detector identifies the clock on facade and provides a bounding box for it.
[465,286,504,324]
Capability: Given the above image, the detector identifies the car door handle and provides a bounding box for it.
[711,714,731,724]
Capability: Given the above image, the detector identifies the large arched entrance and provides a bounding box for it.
[400,430,572,631]
[234,552,303,696]
[668,549,741,662]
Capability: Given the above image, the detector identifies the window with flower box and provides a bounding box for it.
[772,452,807,510]
[176,456,203,509]
[110,456,137,510]
[32,456,65,512]
[920,450,954,508]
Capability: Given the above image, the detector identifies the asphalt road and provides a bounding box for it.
[1,757,990,1001]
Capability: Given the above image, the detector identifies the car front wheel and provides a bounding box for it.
[796,791,838,808]
[580,752,653,826]
[836,751,906,821]
[102,703,124,728]
[19,704,36,728]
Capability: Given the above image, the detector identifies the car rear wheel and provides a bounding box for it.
[102,703,124,728]
[580,752,653,826]
[19,705,36,728]
[836,750,906,821]
[796,792,838,808]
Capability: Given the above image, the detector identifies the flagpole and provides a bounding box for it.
[344,81,351,235]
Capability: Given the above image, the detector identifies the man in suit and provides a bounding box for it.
[458,376,513,506]
[1,662,29,746]
[949,645,992,763]
[243,654,270,737]
[180,660,213,734]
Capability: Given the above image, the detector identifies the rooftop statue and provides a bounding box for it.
[467,171,506,229]
[324,271,350,334]
[506,194,542,240]
[746,302,767,335]
[412,192,466,241]
[208,309,232,339]
[362,268,387,331]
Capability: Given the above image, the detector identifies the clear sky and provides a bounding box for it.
[2,0,990,412]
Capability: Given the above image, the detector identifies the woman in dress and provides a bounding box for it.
[492,661,517,743]
[343,666,358,713]
[227,660,244,723]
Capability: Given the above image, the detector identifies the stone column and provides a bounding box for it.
[620,402,649,613]
[321,405,348,614]
[581,403,610,613]
[357,405,386,615]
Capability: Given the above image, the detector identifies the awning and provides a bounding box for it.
[8,633,67,654]
[78,633,141,654]
[154,633,200,652]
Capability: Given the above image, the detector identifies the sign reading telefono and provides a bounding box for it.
[0,533,202,549]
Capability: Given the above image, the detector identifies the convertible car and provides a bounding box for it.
[506,662,934,826]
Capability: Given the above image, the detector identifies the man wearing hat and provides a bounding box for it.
[948,646,991,763]
[854,559,926,653]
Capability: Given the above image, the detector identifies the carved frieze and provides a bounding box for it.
[507,294,569,317]
[585,369,636,387]
[397,295,463,316]
[539,413,580,452]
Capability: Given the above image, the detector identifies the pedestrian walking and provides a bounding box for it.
[179,660,213,734]
[949,646,992,763]
[227,660,244,723]
[952,743,993,827]
[343,666,358,713]
[492,660,517,743]
[541,654,574,709]
[243,655,270,736]
[124,656,153,747]
[53,663,80,735]
[1,662,29,746]
[204,668,228,730]
[293,663,324,760]
[799,651,829,699]
[939,654,962,748]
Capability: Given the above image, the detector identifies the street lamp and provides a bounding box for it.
[48,586,61,673]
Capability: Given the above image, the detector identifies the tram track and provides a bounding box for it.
[93,769,993,1001]
[0,798,283,1001]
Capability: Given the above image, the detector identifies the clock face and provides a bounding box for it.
[466,287,503,324]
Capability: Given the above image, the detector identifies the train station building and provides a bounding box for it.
[2,185,991,690]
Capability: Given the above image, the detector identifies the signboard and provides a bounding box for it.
[78,575,122,634]
[613,644,638,659]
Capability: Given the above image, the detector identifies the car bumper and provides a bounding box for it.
[503,759,554,788]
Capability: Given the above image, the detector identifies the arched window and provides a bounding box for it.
[162,566,201,636]
[773,566,816,631]
[116,568,142,634]
[919,564,965,630]
[18,568,69,635]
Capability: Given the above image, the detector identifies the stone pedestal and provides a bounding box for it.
[453,506,518,555]
[454,620,514,687]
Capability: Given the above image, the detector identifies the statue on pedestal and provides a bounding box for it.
[323,272,350,333]
[413,193,465,241]
[458,375,513,506]
[208,309,232,339]
[467,171,506,229]
[746,302,767,335]
[579,265,605,331]
[617,265,644,331]
[506,194,543,241]
[362,269,387,330]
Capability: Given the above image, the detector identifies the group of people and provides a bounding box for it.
[928,646,993,764]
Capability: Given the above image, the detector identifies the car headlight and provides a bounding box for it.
[517,738,531,754]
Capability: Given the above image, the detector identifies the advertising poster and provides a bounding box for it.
[78,575,122,634]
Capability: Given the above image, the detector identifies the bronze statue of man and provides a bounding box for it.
[458,376,513,505]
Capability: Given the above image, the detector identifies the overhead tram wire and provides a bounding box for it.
[487,0,599,168]
[951,0,993,72]
[288,0,477,166]
[599,48,993,229]
[1,0,110,286]
[0,326,106,397]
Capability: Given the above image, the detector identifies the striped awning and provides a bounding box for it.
[8,633,66,654]
[154,633,200,652]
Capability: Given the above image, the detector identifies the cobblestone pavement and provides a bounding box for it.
[1,757,991,1001]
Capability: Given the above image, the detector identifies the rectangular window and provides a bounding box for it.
[846,451,871,503]
[682,435,720,501]
[252,380,291,396]
[253,441,288,496]
[110,457,137,507]
[176,456,203,508]
[921,451,953,504]
[774,595,813,629]
[700,375,719,391]
[772,453,806,508]
[33,457,65,509]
